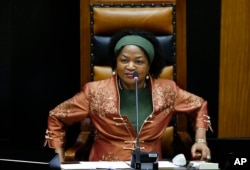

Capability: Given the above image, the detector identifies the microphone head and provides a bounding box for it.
[133,71,139,80]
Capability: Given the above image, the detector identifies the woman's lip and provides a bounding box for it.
[125,73,134,78]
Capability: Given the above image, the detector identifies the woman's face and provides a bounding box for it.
[116,45,150,90]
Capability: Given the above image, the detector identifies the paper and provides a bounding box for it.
[188,161,219,169]
[61,161,131,169]
[158,161,180,168]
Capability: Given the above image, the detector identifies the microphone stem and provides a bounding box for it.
[135,78,140,165]
[135,79,139,148]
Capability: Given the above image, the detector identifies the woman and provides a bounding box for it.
[44,29,212,162]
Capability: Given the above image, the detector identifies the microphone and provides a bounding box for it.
[132,71,139,140]
[133,71,139,81]
[133,71,140,169]
[130,71,158,170]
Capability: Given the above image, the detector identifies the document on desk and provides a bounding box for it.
[61,161,179,169]
[188,161,219,169]
[61,161,131,169]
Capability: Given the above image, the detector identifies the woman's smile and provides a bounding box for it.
[125,72,134,79]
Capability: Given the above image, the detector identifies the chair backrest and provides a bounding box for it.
[80,0,187,88]
[90,3,176,81]
[76,0,191,160]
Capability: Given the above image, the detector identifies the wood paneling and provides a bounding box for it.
[219,0,250,137]
[80,0,91,87]
[176,0,186,89]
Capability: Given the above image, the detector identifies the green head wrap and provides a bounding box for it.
[114,35,155,63]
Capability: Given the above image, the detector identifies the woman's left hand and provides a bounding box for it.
[191,142,211,161]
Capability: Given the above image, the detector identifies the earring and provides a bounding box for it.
[112,71,116,75]
[146,74,149,79]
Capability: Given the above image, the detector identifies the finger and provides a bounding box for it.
[194,152,202,159]
[201,148,211,161]
[191,150,202,159]
[205,149,211,161]
[191,144,204,159]
[206,155,211,161]
[191,146,197,158]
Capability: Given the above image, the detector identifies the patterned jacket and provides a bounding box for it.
[44,75,210,161]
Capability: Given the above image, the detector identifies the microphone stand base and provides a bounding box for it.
[131,152,158,170]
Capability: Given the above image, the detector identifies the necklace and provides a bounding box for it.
[118,78,146,90]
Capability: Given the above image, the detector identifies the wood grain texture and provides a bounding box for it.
[80,0,91,87]
[176,0,186,89]
[219,0,250,137]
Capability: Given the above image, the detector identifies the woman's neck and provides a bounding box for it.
[118,78,146,90]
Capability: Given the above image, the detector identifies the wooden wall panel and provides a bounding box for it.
[80,0,91,87]
[219,0,250,137]
[176,0,186,89]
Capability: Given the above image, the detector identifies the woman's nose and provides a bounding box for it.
[127,62,135,70]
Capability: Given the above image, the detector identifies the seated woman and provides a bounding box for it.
[44,29,212,162]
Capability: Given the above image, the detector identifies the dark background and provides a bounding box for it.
[0,0,220,151]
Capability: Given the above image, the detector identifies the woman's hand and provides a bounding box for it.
[191,141,211,161]
[55,148,65,163]
[192,128,211,161]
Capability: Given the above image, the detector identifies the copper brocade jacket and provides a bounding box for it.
[44,75,210,161]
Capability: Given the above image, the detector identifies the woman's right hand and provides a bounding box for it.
[55,148,65,163]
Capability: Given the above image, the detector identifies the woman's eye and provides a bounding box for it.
[120,59,128,63]
[136,60,144,65]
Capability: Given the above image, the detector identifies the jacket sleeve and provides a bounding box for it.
[174,85,212,131]
[44,84,90,149]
